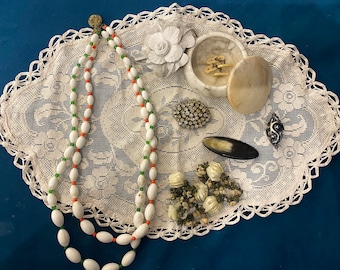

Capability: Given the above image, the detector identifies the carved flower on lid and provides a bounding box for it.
[145,25,195,77]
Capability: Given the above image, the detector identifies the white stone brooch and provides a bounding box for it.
[144,25,196,77]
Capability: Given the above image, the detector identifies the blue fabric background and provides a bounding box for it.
[0,1,339,269]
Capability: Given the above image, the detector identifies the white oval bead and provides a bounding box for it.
[148,114,157,126]
[48,176,59,190]
[90,50,97,58]
[71,116,78,127]
[127,71,135,81]
[149,167,157,180]
[133,211,144,227]
[140,107,149,119]
[70,78,77,88]
[115,46,124,56]
[129,67,138,77]
[47,193,57,206]
[85,60,93,69]
[84,108,92,118]
[137,175,147,187]
[132,223,149,239]
[116,234,132,245]
[69,130,78,143]
[72,201,84,219]
[91,33,99,44]
[101,31,109,39]
[85,45,92,54]
[131,237,141,249]
[150,137,158,148]
[142,144,151,156]
[57,228,70,247]
[133,83,140,92]
[123,57,131,68]
[105,26,114,35]
[84,71,91,80]
[140,159,149,171]
[69,168,79,181]
[79,55,87,65]
[72,66,80,75]
[144,122,150,130]
[137,78,144,88]
[113,36,121,45]
[69,185,79,198]
[121,250,136,267]
[149,152,157,164]
[145,204,156,221]
[64,146,75,159]
[146,102,153,112]
[85,82,93,92]
[108,39,116,48]
[135,191,146,207]
[56,161,67,174]
[80,219,95,235]
[83,259,100,270]
[102,263,120,270]
[76,136,86,149]
[72,151,82,165]
[81,121,91,133]
[147,183,157,200]
[136,95,144,105]
[51,209,64,227]
[70,104,77,114]
[146,129,154,141]
[87,95,94,105]
[65,247,82,263]
[141,90,149,100]
[70,92,77,102]
[96,231,114,243]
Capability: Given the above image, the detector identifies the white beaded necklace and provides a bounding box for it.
[46,22,158,270]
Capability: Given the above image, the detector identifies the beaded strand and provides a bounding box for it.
[47,25,158,270]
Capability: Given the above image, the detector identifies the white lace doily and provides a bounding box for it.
[1,3,339,241]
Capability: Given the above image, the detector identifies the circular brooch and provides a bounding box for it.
[172,99,211,129]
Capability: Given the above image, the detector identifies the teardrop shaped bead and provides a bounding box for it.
[135,191,146,207]
[69,130,78,143]
[149,167,157,180]
[57,228,70,247]
[144,204,156,221]
[69,185,79,198]
[121,250,136,267]
[131,237,141,249]
[56,161,67,174]
[69,168,79,181]
[147,183,157,200]
[47,193,57,206]
[80,219,95,235]
[148,114,157,126]
[133,211,144,227]
[51,209,64,227]
[64,146,75,159]
[48,176,59,190]
[65,247,82,263]
[102,263,120,270]
[76,136,86,149]
[145,129,154,141]
[83,259,100,270]
[72,201,84,219]
[116,234,132,245]
[132,223,149,239]
[96,231,114,243]
[137,175,147,187]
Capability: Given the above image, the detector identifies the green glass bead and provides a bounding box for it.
[55,173,60,178]
[146,141,150,144]
[72,127,77,131]
[72,88,77,92]
[143,156,148,159]
[51,206,57,210]
[140,171,145,175]
[136,208,141,212]
[139,187,144,191]
[72,75,77,79]
[77,63,81,67]
[70,101,75,105]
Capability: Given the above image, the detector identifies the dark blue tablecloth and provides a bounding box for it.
[1,1,339,269]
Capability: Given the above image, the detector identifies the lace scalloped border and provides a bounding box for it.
[0,3,339,241]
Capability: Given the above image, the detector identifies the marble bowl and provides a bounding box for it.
[184,32,247,97]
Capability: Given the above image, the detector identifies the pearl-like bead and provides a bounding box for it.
[101,30,109,39]
[130,237,141,249]
[105,26,114,35]
[147,183,157,200]
[56,161,67,174]
[51,209,64,227]
[65,247,82,263]
[108,39,116,48]
[85,45,92,54]
[149,151,157,163]
[69,168,79,181]
[132,223,149,239]
[133,211,144,227]
[76,136,86,149]
[72,201,84,219]
[81,121,91,133]
[70,78,77,88]
[48,176,59,190]
[85,82,93,92]
[140,107,149,119]
[137,78,144,88]
[140,159,149,171]
[144,204,156,221]
[90,33,99,44]
[70,185,79,198]
[57,228,70,247]
[47,193,57,206]
[123,57,131,68]
[146,129,154,141]
[64,146,75,159]
[130,67,138,77]
[80,219,95,235]
[96,231,114,243]
[69,130,78,143]
[83,259,100,270]
[84,71,91,80]
[121,250,136,267]
[149,167,157,180]
[115,234,132,245]
[87,95,94,105]
[113,36,121,46]
[72,151,82,165]
[72,66,80,75]
[84,108,92,118]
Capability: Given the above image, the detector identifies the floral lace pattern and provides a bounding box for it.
[0,3,339,241]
